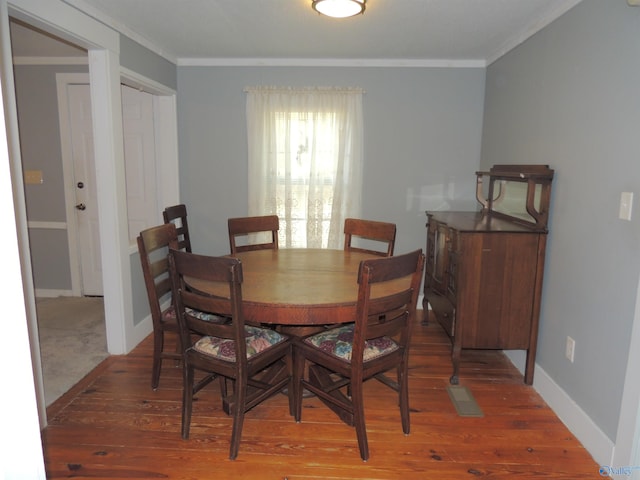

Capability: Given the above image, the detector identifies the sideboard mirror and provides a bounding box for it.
[476,164,554,230]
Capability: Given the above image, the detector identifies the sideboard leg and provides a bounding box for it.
[421,304,430,325]
[450,341,461,385]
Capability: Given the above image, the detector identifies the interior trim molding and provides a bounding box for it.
[35,288,74,298]
[177,57,487,68]
[27,221,66,229]
[13,55,87,65]
[504,350,613,467]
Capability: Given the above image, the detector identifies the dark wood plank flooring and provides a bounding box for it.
[42,311,605,479]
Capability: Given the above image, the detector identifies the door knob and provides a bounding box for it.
[75,203,86,211]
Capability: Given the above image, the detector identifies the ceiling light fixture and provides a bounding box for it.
[312,0,365,18]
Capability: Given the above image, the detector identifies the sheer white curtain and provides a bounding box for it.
[246,86,363,249]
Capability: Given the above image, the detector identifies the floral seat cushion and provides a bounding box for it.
[304,324,398,362]
[193,325,287,362]
[162,305,227,324]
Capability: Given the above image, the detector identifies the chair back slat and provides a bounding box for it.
[344,218,396,257]
[228,215,279,254]
[137,223,179,326]
[169,249,247,358]
[163,204,192,252]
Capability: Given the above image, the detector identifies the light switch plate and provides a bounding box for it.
[619,192,633,221]
[24,170,43,184]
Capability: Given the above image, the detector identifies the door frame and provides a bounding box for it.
[120,66,180,225]
[3,0,122,428]
[2,0,177,429]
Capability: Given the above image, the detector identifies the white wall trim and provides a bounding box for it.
[27,220,66,229]
[60,0,177,64]
[177,57,487,68]
[35,288,74,298]
[0,3,47,474]
[120,66,175,96]
[88,48,132,355]
[504,350,614,467]
[9,0,118,54]
[13,55,87,65]
[611,270,640,475]
[485,0,584,65]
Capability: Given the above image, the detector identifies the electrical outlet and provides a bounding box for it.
[565,336,575,363]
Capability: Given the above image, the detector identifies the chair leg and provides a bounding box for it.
[174,332,182,366]
[399,364,410,435]
[181,363,195,439]
[287,368,295,418]
[292,348,305,422]
[151,330,164,390]
[218,376,228,399]
[229,376,247,460]
[351,380,369,461]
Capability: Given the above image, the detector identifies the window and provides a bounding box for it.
[246,87,363,248]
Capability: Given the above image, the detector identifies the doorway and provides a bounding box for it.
[4,0,181,432]
[10,17,178,412]
[9,19,107,407]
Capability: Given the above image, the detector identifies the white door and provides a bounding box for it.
[121,84,158,240]
[66,83,160,296]
[67,84,102,296]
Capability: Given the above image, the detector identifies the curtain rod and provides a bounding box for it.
[244,86,365,94]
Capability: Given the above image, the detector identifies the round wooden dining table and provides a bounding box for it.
[185,248,383,328]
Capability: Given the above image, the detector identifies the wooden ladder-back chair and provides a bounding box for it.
[228,215,279,254]
[169,248,294,460]
[344,218,396,257]
[293,249,425,461]
[137,223,225,390]
[163,204,192,252]
[137,223,181,389]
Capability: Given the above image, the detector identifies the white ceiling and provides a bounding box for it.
[13,0,585,66]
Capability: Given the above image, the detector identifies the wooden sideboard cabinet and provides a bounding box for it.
[423,164,554,385]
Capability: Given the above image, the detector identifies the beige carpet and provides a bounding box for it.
[36,296,109,406]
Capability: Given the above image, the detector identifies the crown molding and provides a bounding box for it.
[177,57,487,68]
[60,0,177,64]
[486,0,584,65]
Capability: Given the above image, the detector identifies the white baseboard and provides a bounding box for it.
[504,350,614,467]
[35,289,75,298]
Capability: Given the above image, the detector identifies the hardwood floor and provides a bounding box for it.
[43,311,605,479]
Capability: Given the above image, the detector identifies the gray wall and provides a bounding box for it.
[14,33,176,329]
[15,64,88,290]
[176,66,486,258]
[120,35,177,90]
[481,0,640,440]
